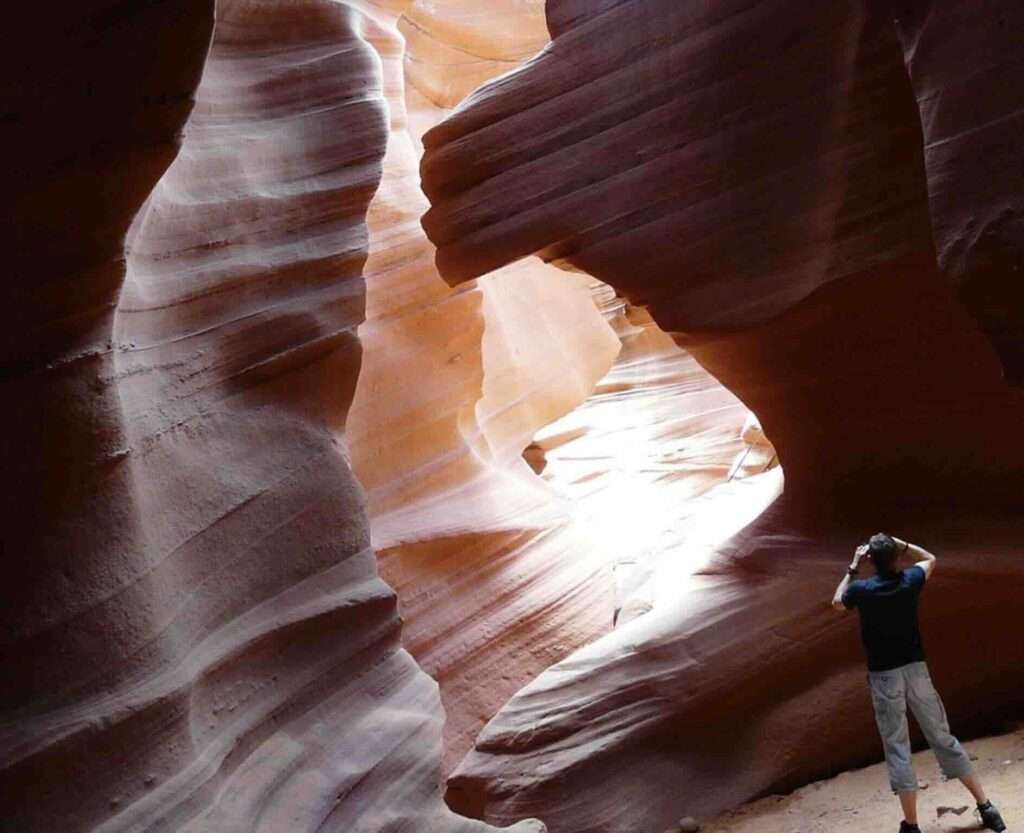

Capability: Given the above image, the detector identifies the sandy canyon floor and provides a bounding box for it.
[702,725,1024,833]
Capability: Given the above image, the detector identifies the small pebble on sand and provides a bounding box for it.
[678,818,701,833]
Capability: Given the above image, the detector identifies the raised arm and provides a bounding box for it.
[892,535,937,580]
[832,544,868,611]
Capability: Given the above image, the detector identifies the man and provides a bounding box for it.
[832,533,1006,833]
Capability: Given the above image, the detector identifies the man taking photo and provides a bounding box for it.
[832,533,1006,833]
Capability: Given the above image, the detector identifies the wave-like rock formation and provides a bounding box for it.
[1,1,215,827]
[350,0,619,550]
[421,2,1024,831]
[891,1,1024,383]
[9,1,1017,832]
[346,0,620,777]
[1,3,542,832]
[347,1,776,779]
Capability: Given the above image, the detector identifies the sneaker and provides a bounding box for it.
[899,822,921,833]
[977,800,1007,832]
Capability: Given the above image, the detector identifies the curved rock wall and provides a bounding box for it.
[421,0,1024,503]
[421,0,934,333]
[892,1,1024,383]
[0,2,216,827]
[347,1,771,779]
[1,3,541,832]
[347,1,622,775]
[350,0,619,550]
[420,1,1024,831]
[9,2,1012,832]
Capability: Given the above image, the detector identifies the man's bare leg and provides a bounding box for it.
[960,772,988,805]
[898,791,918,826]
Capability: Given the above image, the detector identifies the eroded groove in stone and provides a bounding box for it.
[348,2,771,783]
[7,1,1020,832]
[420,2,1024,832]
[0,3,542,832]
[890,0,1024,383]
[349,1,621,777]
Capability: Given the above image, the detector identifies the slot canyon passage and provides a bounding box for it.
[1,2,1023,833]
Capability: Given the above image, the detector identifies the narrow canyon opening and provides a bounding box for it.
[342,3,784,781]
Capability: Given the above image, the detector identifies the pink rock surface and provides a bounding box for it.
[1,3,541,832]
[891,1,1024,382]
[6,2,1020,833]
[421,2,1024,832]
[422,0,934,332]
[348,0,620,779]
[350,1,619,551]
[348,3,771,782]
[2,2,216,827]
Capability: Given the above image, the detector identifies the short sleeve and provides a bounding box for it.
[841,581,862,609]
[906,564,926,590]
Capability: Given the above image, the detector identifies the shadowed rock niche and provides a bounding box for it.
[421,2,1024,833]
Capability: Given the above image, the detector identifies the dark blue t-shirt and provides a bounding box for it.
[842,565,927,671]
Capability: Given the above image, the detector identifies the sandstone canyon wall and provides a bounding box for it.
[892,1,1024,383]
[347,1,621,778]
[346,0,772,778]
[421,1,1024,831]
[7,2,1016,833]
[2,2,762,831]
[0,3,543,832]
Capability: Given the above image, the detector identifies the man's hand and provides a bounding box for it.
[853,543,869,566]
[832,545,867,611]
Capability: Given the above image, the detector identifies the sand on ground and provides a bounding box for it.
[704,725,1024,833]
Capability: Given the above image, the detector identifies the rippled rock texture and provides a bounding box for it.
[892,1,1024,382]
[422,2,1024,831]
[0,3,541,832]
[347,1,772,780]
[7,2,1019,833]
[347,1,619,779]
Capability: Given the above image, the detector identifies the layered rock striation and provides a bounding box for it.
[1,3,543,832]
[421,2,1024,831]
[891,1,1024,383]
[348,1,773,779]
[347,0,620,777]
[8,2,1018,832]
